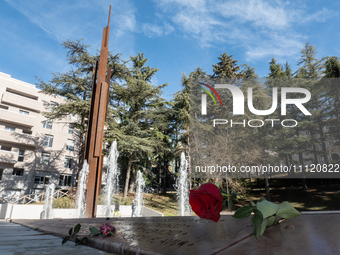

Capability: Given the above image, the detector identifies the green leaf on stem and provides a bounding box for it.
[222,193,229,200]
[222,200,226,211]
[62,236,69,245]
[89,227,100,236]
[251,209,264,241]
[75,237,82,246]
[231,191,238,200]
[257,199,279,219]
[259,218,267,236]
[69,228,73,236]
[266,216,277,227]
[233,206,252,219]
[251,202,256,207]
[276,202,301,218]
[74,224,81,234]
[81,237,88,244]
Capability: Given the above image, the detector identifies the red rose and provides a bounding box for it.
[189,183,223,222]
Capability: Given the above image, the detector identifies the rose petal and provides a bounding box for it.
[197,183,223,202]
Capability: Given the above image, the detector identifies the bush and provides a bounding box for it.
[53,196,75,208]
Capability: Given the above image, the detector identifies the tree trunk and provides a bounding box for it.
[128,165,135,193]
[123,154,132,202]
[187,129,192,190]
[298,151,307,191]
[158,159,162,193]
[163,158,167,194]
[265,172,271,201]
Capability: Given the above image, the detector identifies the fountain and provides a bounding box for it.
[175,152,190,216]
[76,160,89,218]
[134,170,145,217]
[105,140,120,217]
[43,183,55,219]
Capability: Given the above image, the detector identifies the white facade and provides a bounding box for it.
[0,72,80,200]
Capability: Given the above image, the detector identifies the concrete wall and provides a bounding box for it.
[0,204,163,219]
[10,204,44,219]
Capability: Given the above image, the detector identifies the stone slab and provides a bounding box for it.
[220,214,340,255]
[0,220,111,255]
[14,216,253,254]
[13,213,340,255]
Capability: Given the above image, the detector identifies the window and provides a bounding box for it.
[0,146,11,151]
[66,139,74,151]
[43,135,53,147]
[18,149,25,162]
[5,126,15,132]
[0,169,3,180]
[19,110,29,115]
[22,129,32,135]
[12,168,24,176]
[40,152,50,165]
[49,101,58,111]
[64,156,72,168]
[59,175,72,186]
[34,176,50,184]
[43,119,52,129]
[68,124,74,134]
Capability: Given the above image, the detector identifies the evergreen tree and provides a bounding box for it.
[212,52,245,78]
[295,42,324,78]
[323,57,340,160]
[106,52,168,201]
[37,39,127,168]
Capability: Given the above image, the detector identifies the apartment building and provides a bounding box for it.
[0,72,79,200]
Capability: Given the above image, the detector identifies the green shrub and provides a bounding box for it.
[53,196,75,208]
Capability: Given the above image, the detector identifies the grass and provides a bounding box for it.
[106,192,180,216]
[144,193,180,216]
[228,178,340,212]
[48,178,340,215]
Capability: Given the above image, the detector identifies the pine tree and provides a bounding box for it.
[173,67,208,189]
[295,42,324,78]
[323,57,340,161]
[37,39,127,169]
[106,52,168,201]
[212,52,245,78]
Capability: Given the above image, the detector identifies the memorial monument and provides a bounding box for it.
[83,6,112,218]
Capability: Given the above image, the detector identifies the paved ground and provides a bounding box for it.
[13,213,340,255]
[0,220,112,255]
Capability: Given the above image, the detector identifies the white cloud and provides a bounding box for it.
[142,23,174,37]
[302,7,336,23]
[4,0,136,44]
[218,0,296,30]
[153,0,336,59]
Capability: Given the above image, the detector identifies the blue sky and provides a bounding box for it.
[1,0,339,99]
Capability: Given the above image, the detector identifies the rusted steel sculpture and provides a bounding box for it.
[84,6,112,218]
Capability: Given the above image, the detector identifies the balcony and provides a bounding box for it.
[0,108,36,127]
[0,150,17,164]
[0,129,39,148]
[1,92,43,112]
